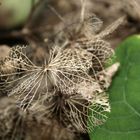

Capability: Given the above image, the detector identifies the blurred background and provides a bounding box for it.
[0,0,140,47]
[0,0,140,140]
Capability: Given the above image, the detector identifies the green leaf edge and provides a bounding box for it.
[88,35,140,140]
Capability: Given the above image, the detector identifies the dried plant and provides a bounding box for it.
[30,62,119,133]
[0,0,124,135]
[32,90,110,133]
[0,41,118,133]
[0,98,75,140]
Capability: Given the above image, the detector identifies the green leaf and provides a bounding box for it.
[89,35,140,140]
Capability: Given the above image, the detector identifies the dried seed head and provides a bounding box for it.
[0,97,75,140]
[0,46,39,94]
[0,45,93,108]
[0,4,121,134]
[77,39,114,73]
[0,42,114,133]
[34,88,110,133]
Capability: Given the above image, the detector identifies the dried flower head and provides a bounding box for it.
[0,2,123,133]
[33,89,110,133]
[31,63,119,133]
[0,98,75,140]
[0,40,117,133]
